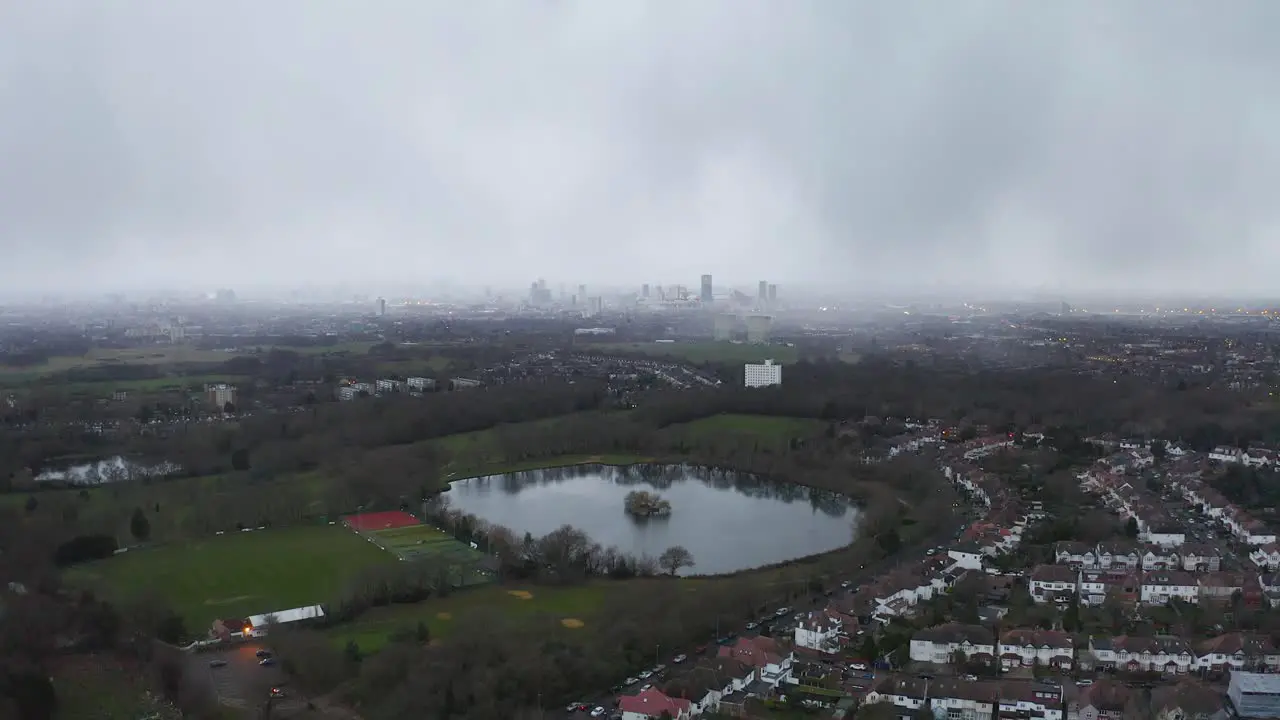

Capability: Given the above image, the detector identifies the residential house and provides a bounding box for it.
[1083,636,1195,674]
[1144,523,1186,548]
[1150,681,1227,720]
[998,629,1075,671]
[909,623,996,666]
[865,676,997,720]
[794,610,845,654]
[1208,446,1241,464]
[1073,680,1131,720]
[1055,542,1097,569]
[620,687,693,720]
[1197,633,1277,673]
[948,544,986,570]
[1142,546,1182,571]
[1178,544,1222,573]
[999,681,1066,720]
[664,658,753,716]
[1197,572,1246,605]
[1097,542,1142,571]
[717,636,793,686]
[1248,544,1280,570]
[1029,565,1078,604]
[1141,572,1200,605]
[1078,570,1140,607]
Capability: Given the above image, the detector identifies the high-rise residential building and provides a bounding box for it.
[578,285,587,303]
[376,297,387,316]
[700,274,713,303]
[758,281,768,302]
[642,283,650,298]
[206,383,237,409]
[767,284,777,303]
[744,359,782,388]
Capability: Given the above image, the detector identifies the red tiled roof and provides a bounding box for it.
[618,688,691,718]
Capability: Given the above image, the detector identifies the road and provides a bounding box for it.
[551,500,981,719]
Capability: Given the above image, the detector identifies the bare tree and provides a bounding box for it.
[657,546,695,576]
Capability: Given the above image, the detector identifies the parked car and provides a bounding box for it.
[209,659,228,668]
[591,707,606,717]
[270,688,286,698]
[624,677,638,686]
[773,607,790,617]
[849,662,868,671]
[259,658,276,667]
[672,654,687,664]
[255,649,272,658]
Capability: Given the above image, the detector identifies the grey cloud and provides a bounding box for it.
[1,1,1277,297]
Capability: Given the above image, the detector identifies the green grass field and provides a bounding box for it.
[326,583,611,652]
[0,347,251,385]
[670,414,825,447]
[65,525,396,631]
[582,341,799,365]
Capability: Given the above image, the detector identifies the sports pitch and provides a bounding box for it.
[64,524,396,631]
[344,511,493,586]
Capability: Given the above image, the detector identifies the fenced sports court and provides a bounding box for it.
[342,510,493,587]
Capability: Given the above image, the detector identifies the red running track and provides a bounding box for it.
[342,510,420,532]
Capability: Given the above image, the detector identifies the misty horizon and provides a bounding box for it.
[2,2,1278,296]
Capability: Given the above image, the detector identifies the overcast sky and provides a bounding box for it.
[2,1,1278,298]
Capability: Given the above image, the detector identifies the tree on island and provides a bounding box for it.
[658,546,695,576]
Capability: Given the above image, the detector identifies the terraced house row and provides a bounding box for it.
[863,676,1230,720]
[1027,564,1280,606]
[910,624,1280,674]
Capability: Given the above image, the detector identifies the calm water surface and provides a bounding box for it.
[444,464,859,575]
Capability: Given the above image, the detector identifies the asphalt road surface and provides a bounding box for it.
[192,640,309,715]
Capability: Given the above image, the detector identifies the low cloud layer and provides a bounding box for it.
[2,1,1278,296]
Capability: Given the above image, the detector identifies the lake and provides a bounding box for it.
[443,463,860,575]
[35,456,181,484]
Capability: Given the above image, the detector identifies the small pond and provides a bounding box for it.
[35,456,181,484]
[443,463,860,575]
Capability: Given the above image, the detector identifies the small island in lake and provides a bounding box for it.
[624,490,672,517]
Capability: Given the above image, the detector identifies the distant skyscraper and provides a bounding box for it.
[700,274,713,303]
[578,285,587,303]
[642,283,650,298]
[757,281,768,302]
[767,284,777,303]
[376,297,386,316]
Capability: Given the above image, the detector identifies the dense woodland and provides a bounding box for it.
[3,355,1279,718]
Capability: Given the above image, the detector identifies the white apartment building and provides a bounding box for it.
[744,359,782,388]
[407,377,436,391]
[205,383,237,409]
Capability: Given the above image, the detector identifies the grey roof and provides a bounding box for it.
[1232,671,1280,694]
